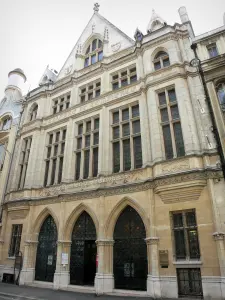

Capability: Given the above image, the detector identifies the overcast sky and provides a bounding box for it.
[0,0,224,99]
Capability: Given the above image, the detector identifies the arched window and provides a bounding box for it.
[30,104,38,121]
[217,82,225,111]
[84,39,103,68]
[153,51,170,70]
[0,116,12,131]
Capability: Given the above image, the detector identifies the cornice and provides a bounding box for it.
[4,168,223,208]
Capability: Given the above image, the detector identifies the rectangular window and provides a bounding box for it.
[171,210,200,260]
[75,117,99,180]
[111,104,142,173]
[9,225,22,257]
[79,80,101,103]
[44,128,66,186]
[111,65,137,90]
[158,88,185,159]
[52,93,71,114]
[0,144,6,171]
[207,43,218,58]
[18,137,32,189]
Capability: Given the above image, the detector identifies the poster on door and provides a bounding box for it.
[124,262,134,277]
[47,255,53,265]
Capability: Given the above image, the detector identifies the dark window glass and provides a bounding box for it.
[47,147,51,158]
[162,125,173,159]
[53,107,57,114]
[130,67,136,73]
[186,211,197,227]
[88,93,93,100]
[98,40,103,48]
[168,89,177,103]
[81,95,85,103]
[154,61,161,70]
[58,157,63,183]
[92,39,97,51]
[113,142,120,173]
[86,45,90,55]
[50,159,57,185]
[77,137,82,149]
[9,225,22,257]
[133,136,142,169]
[78,124,83,135]
[62,129,66,140]
[132,120,140,134]
[121,78,128,87]
[66,102,69,109]
[67,95,70,101]
[93,148,98,177]
[49,134,53,144]
[208,45,218,57]
[75,152,81,180]
[160,108,169,122]
[113,126,120,139]
[83,150,90,179]
[173,122,185,157]
[159,92,166,105]
[132,105,139,117]
[188,229,200,259]
[94,118,99,129]
[84,57,89,67]
[56,132,60,142]
[54,145,58,156]
[44,161,49,186]
[95,89,100,97]
[59,104,63,112]
[163,57,170,67]
[96,82,101,87]
[98,51,103,61]
[61,142,65,154]
[94,133,99,145]
[113,111,119,124]
[174,230,186,259]
[123,139,131,171]
[91,55,97,65]
[113,82,119,90]
[173,213,183,228]
[81,88,86,93]
[122,123,130,137]
[130,75,137,83]
[86,121,91,132]
[122,109,129,121]
[171,105,180,120]
[89,85,93,90]
[85,135,91,147]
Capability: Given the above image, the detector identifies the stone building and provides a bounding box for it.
[0,5,225,299]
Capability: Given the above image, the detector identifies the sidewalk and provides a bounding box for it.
[0,283,142,300]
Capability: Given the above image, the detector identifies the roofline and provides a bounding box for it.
[192,25,225,43]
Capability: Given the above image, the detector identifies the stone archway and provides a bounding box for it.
[113,205,147,291]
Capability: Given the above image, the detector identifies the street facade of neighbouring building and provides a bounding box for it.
[0,5,225,299]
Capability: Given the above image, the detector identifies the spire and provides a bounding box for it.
[147,9,167,33]
[93,3,100,13]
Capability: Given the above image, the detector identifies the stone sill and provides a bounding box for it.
[7,257,16,260]
[173,260,202,267]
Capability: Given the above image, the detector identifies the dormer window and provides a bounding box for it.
[207,43,218,58]
[0,116,12,131]
[154,51,170,70]
[84,39,103,67]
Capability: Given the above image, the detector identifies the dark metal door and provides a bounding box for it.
[113,206,147,291]
[177,268,203,298]
[70,212,97,286]
[35,215,57,282]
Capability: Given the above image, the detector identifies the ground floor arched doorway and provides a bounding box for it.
[35,215,57,282]
[113,206,147,291]
[70,211,97,286]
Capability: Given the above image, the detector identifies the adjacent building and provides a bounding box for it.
[0,5,225,299]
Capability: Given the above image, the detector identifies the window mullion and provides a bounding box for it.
[183,212,189,260]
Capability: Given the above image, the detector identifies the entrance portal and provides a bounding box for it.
[113,206,147,291]
[70,211,97,286]
[35,215,57,282]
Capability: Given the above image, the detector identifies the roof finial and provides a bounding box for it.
[94,3,100,13]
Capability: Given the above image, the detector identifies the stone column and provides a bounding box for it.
[53,240,71,289]
[19,240,38,285]
[146,237,161,298]
[95,239,114,294]
[213,233,225,298]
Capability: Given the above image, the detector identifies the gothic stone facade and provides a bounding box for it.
[1,7,225,299]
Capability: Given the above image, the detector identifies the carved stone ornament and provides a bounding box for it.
[162,160,190,173]
[145,237,159,245]
[64,65,72,75]
[111,42,121,52]
[96,239,114,246]
[213,232,225,241]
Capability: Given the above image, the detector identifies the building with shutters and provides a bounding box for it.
[1,4,225,299]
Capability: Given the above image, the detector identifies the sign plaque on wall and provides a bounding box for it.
[61,253,68,265]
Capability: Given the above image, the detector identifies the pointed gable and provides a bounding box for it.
[57,11,134,81]
[147,9,167,33]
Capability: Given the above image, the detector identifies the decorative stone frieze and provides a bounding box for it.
[145,237,159,245]
[96,239,114,246]
[213,232,225,241]
[162,160,190,173]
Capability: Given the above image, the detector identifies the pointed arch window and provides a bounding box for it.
[216,82,225,111]
[84,39,103,68]
[30,104,38,121]
[154,51,170,70]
